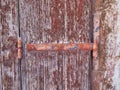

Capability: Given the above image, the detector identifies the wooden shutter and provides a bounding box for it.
[19,0,93,90]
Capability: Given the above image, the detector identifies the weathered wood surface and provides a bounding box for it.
[20,0,92,90]
[93,0,120,90]
[0,3,2,89]
[0,0,20,90]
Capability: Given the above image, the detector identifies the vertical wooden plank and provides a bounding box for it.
[0,50,1,88]
[19,0,45,90]
[1,0,20,90]
[0,3,2,88]
[100,0,120,89]
[93,0,120,90]
[64,0,92,90]
[20,0,92,90]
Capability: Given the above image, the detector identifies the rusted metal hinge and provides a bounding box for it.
[26,41,97,57]
[27,42,98,51]
[17,38,98,59]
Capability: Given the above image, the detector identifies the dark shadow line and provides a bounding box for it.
[89,0,95,90]
[17,0,22,90]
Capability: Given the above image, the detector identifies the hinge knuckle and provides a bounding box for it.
[18,37,22,60]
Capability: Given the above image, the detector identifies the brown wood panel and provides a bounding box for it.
[20,0,92,90]
[1,0,20,90]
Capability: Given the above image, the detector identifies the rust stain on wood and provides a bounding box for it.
[20,0,92,90]
[1,0,120,90]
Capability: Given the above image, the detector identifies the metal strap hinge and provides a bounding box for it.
[17,38,98,59]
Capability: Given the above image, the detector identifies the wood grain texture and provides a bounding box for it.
[0,3,2,89]
[93,0,120,90]
[20,0,92,90]
[1,0,20,90]
[99,0,120,89]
